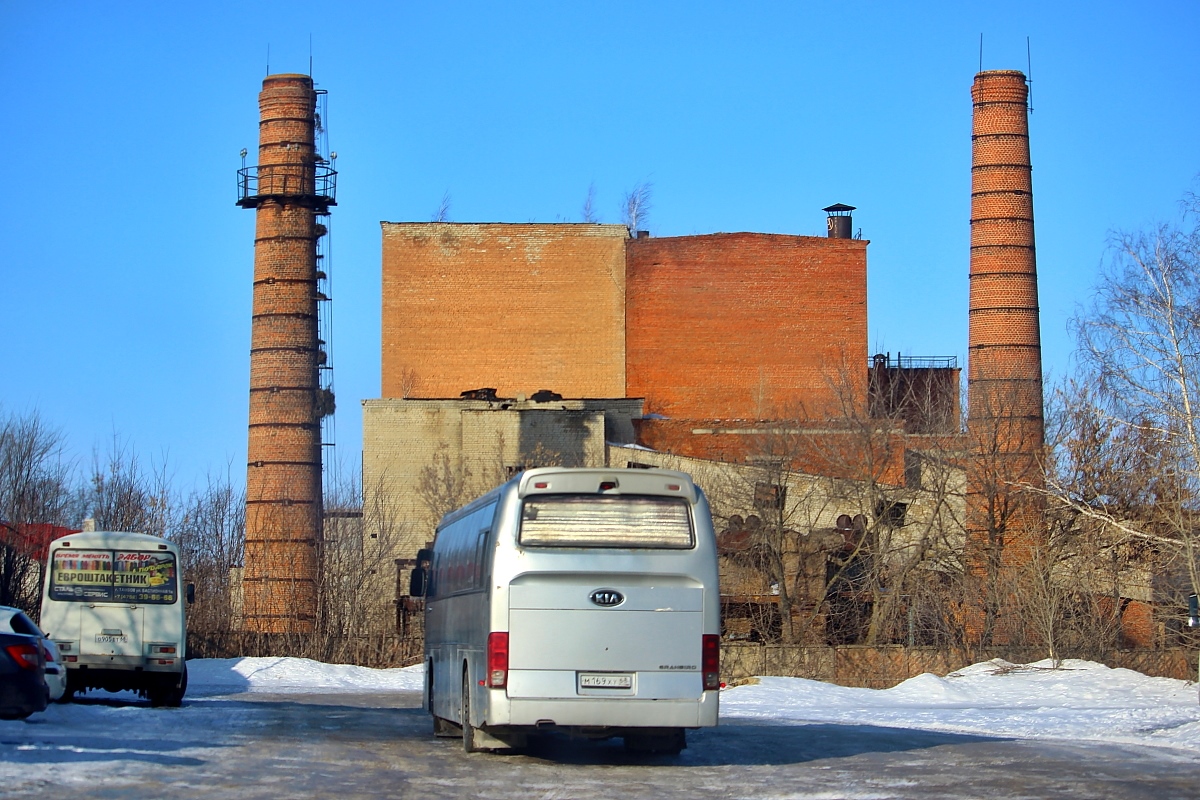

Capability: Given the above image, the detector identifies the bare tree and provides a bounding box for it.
[582,182,599,223]
[961,373,1048,647]
[1053,191,1200,626]
[173,472,245,634]
[817,373,967,648]
[0,410,76,614]
[709,364,966,647]
[317,468,409,644]
[431,191,452,223]
[84,435,175,538]
[621,181,653,234]
[397,366,421,399]
[416,445,474,526]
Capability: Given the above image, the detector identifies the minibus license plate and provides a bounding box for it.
[579,673,632,689]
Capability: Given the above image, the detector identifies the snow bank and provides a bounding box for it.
[721,658,1200,752]
[188,657,424,694]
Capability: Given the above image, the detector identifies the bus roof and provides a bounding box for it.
[517,467,698,502]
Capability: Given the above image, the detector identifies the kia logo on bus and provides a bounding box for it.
[589,589,625,607]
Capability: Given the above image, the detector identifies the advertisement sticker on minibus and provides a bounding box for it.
[49,549,178,604]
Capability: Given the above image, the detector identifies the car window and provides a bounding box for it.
[0,609,40,636]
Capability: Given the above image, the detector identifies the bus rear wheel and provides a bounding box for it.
[461,670,482,753]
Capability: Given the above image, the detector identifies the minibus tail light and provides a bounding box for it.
[487,632,509,689]
[702,634,720,690]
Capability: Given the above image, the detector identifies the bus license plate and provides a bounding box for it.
[579,673,632,689]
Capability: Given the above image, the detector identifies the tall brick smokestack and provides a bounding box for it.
[965,70,1045,642]
[237,74,335,632]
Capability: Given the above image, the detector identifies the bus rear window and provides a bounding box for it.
[519,495,694,549]
[49,549,179,604]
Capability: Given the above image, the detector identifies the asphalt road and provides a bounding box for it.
[1,690,1197,799]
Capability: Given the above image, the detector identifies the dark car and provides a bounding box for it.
[0,630,48,720]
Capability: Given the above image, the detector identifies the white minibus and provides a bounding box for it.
[410,467,720,754]
[40,530,190,706]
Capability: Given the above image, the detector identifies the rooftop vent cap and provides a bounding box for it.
[823,203,855,239]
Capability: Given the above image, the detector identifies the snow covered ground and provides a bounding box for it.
[722,658,1200,753]
[182,655,1200,752]
[187,655,426,695]
[2,657,1198,799]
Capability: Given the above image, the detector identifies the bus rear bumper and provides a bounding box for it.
[490,691,718,729]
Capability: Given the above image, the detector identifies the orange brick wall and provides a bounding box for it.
[626,233,868,421]
[381,223,628,400]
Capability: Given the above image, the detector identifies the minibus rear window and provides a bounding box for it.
[519,495,694,548]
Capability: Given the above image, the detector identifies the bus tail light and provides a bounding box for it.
[487,632,509,688]
[702,634,720,690]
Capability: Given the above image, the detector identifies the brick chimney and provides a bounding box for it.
[237,74,334,633]
[964,70,1046,642]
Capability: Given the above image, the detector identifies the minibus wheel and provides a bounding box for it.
[149,663,187,708]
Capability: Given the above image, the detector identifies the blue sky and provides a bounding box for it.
[4,1,1198,490]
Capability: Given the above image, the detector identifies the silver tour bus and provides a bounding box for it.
[410,467,720,754]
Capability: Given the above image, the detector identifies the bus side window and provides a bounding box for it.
[473,528,490,589]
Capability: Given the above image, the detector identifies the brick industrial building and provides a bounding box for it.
[379,223,871,432]
[238,69,1154,646]
[363,211,966,637]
